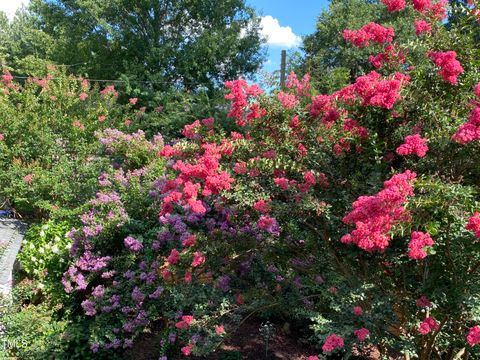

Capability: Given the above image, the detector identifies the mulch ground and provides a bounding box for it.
[126,318,403,360]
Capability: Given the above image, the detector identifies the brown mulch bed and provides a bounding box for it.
[126,318,401,360]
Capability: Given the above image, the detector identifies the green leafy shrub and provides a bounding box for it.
[17,221,72,295]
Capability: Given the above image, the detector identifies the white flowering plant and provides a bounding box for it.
[17,221,72,296]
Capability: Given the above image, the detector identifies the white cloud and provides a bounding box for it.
[0,0,29,20]
[260,16,301,48]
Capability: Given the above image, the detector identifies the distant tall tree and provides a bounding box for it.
[14,0,265,95]
[448,0,480,43]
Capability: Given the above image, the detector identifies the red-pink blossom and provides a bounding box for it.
[129,97,138,105]
[415,20,432,36]
[350,71,409,109]
[413,0,432,12]
[253,199,271,213]
[175,315,194,329]
[277,91,299,109]
[354,328,370,342]
[475,83,480,98]
[427,0,448,20]
[343,118,369,140]
[182,120,201,139]
[408,231,434,260]
[416,296,432,308]
[167,249,180,265]
[418,317,439,335]
[353,306,363,316]
[467,326,480,346]
[428,51,464,85]
[298,143,308,156]
[343,22,395,48]
[188,199,206,214]
[341,171,416,252]
[286,72,311,96]
[234,162,248,175]
[274,177,290,190]
[202,117,215,127]
[381,0,406,12]
[100,85,118,98]
[23,174,33,184]
[310,94,333,118]
[453,107,480,144]
[72,120,85,130]
[2,71,13,85]
[215,325,225,334]
[289,115,301,129]
[322,334,344,353]
[256,215,280,235]
[191,251,205,267]
[182,234,196,248]
[368,44,406,69]
[396,134,429,157]
[466,212,480,238]
[181,343,194,356]
[225,79,263,126]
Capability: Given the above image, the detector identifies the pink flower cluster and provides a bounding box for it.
[353,306,363,315]
[413,0,448,20]
[453,107,480,144]
[467,326,480,346]
[224,79,264,126]
[408,231,434,260]
[354,328,370,342]
[277,91,299,109]
[175,315,194,329]
[343,118,369,140]
[475,83,480,98]
[416,296,432,308]
[100,84,118,98]
[310,94,340,124]
[343,22,395,48]
[159,142,234,216]
[368,44,406,69]
[419,317,439,335]
[182,120,202,139]
[428,51,464,85]
[351,71,409,109]
[466,212,480,238]
[341,171,417,252]
[2,71,13,85]
[413,0,432,11]
[396,134,429,157]
[415,20,432,36]
[381,0,406,12]
[322,333,344,352]
[453,85,480,144]
[286,72,311,97]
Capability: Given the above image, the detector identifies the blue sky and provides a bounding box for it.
[248,0,330,73]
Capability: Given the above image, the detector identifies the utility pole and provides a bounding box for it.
[280,50,286,89]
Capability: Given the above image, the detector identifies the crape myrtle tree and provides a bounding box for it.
[302,0,479,93]
[302,0,418,93]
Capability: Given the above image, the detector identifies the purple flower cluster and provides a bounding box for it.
[124,236,143,252]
